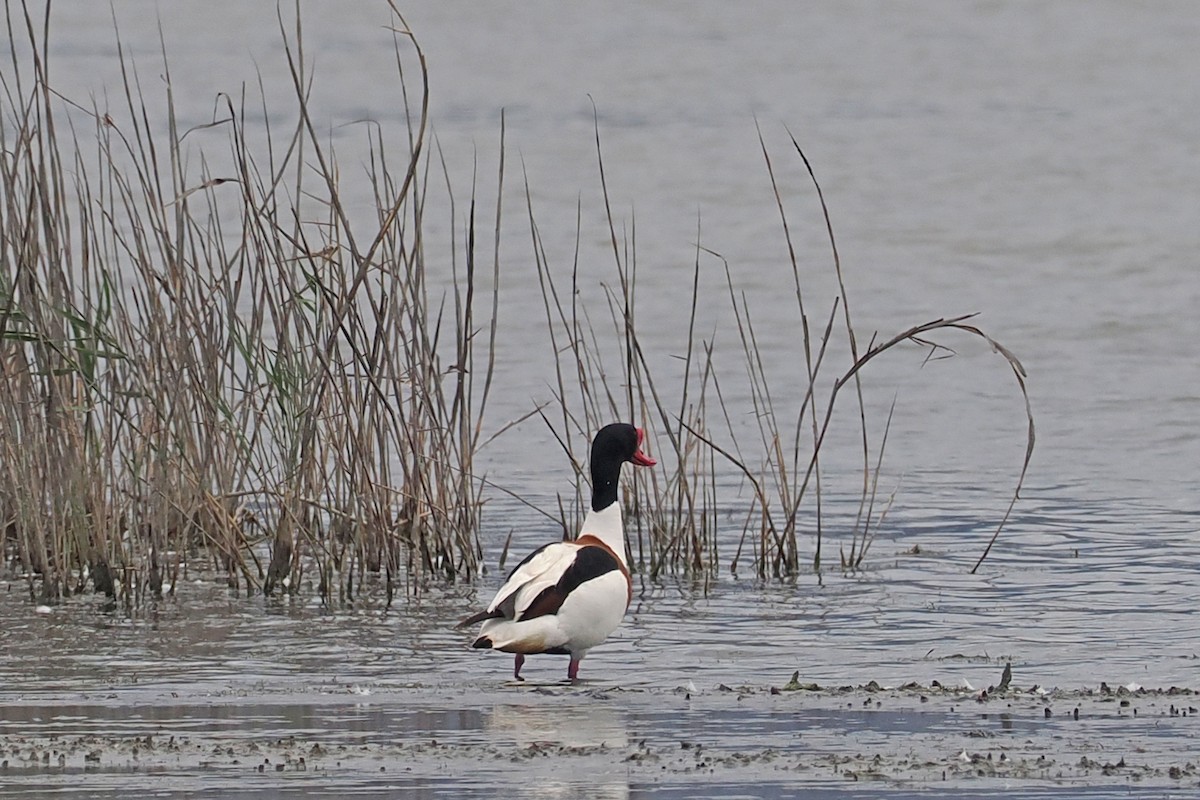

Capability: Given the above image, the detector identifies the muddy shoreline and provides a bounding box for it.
[3,575,1199,798]
[3,677,1197,798]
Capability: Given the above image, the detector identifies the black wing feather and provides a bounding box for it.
[519,545,620,622]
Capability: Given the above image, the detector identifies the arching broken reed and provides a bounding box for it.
[527,116,1034,581]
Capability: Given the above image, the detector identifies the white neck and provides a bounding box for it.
[580,503,626,566]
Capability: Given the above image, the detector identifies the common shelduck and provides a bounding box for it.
[459,423,656,681]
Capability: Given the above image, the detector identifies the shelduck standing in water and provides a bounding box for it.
[458,423,656,681]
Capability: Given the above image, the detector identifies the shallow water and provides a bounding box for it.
[3,628,1198,799]
[4,500,1199,797]
[4,0,1200,796]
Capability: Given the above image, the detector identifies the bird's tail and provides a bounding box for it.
[455,608,503,629]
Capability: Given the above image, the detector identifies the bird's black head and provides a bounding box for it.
[589,423,655,511]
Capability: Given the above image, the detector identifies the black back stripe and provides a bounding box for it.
[518,545,620,622]
[558,545,620,596]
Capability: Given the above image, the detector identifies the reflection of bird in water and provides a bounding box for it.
[458,424,655,682]
[486,703,630,800]
[486,703,629,749]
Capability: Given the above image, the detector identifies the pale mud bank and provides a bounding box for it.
[1,678,1196,798]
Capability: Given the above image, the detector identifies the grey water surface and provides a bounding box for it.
[2,1,1199,797]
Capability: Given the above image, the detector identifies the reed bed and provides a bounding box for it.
[0,3,1033,605]
[0,2,504,605]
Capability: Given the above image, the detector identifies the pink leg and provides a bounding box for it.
[567,656,581,682]
[513,653,526,681]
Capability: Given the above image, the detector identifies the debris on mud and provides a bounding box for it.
[2,674,1198,794]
